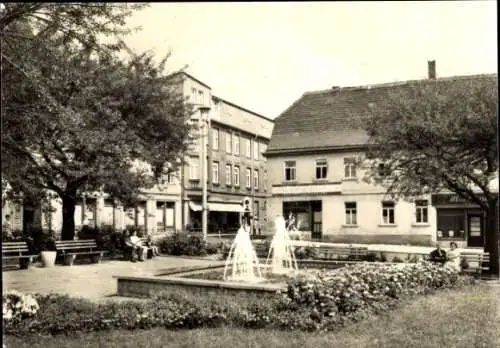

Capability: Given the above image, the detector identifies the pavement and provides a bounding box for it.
[2,256,224,302]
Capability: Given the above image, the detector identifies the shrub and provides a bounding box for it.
[3,291,39,322]
[157,233,209,256]
[392,256,404,263]
[3,262,476,336]
[294,246,318,260]
[284,261,475,329]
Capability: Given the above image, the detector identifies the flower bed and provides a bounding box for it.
[3,261,475,335]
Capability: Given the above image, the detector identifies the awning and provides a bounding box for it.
[208,202,243,213]
[189,201,202,212]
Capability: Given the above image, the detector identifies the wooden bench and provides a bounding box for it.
[55,239,104,266]
[317,246,369,261]
[460,252,490,278]
[2,241,38,269]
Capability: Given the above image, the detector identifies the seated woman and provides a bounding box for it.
[145,235,160,257]
[444,241,461,272]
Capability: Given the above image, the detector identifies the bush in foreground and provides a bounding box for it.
[3,262,475,336]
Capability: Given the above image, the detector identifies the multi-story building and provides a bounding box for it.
[2,72,274,237]
[174,72,274,234]
[265,63,497,247]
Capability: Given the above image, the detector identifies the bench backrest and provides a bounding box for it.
[461,252,490,268]
[2,241,30,255]
[55,239,98,251]
[318,247,368,255]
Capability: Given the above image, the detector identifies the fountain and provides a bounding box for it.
[265,215,298,274]
[223,224,263,282]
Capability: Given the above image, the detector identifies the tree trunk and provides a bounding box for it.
[484,198,499,277]
[61,195,76,240]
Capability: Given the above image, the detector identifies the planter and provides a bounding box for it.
[63,254,76,266]
[40,251,57,268]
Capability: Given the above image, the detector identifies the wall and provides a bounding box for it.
[267,150,436,244]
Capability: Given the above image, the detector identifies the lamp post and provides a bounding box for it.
[199,106,211,242]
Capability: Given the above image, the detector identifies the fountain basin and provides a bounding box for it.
[115,271,284,299]
[114,260,351,299]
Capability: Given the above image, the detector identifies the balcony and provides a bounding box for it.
[187,181,201,190]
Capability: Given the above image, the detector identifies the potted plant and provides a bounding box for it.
[39,232,57,267]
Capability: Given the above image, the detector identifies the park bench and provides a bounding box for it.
[55,239,105,266]
[460,252,490,278]
[317,246,369,261]
[2,241,38,269]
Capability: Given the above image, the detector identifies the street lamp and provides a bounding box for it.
[198,106,211,241]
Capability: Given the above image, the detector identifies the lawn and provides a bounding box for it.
[5,284,499,348]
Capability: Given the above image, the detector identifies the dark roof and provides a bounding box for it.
[266,74,497,156]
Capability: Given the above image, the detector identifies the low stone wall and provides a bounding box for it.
[115,275,284,299]
[318,234,433,246]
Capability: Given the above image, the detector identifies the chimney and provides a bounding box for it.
[428,60,436,80]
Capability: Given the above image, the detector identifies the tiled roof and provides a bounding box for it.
[267,74,497,155]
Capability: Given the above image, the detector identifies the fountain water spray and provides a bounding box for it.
[265,215,298,274]
[223,224,262,282]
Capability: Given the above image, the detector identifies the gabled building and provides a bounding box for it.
[265,63,497,247]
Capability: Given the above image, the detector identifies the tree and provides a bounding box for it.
[359,75,499,275]
[2,3,195,240]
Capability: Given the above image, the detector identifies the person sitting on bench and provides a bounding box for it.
[145,235,160,257]
[124,230,147,262]
[429,243,447,265]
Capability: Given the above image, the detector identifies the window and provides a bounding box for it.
[382,201,395,224]
[245,138,251,157]
[233,134,240,155]
[415,200,429,224]
[191,88,197,103]
[161,171,176,184]
[233,166,240,186]
[167,172,176,184]
[245,168,251,188]
[225,164,232,186]
[189,163,199,180]
[378,163,389,177]
[345,202,357,225]
[253,140,259,160]
[254,169,259,190]
[212,162,219,184]
[284,160,296,181]
[213,100,219,112]
[212,129,219,150]
[225,132,232,153]
[344,158,357,178]
[316,159,328,179]
[198,90,204,104]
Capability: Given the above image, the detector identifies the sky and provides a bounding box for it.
[124,1,497,119]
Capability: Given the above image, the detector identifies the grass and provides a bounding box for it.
[4,284,499,348]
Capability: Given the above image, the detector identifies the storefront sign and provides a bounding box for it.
[431,194,489,206]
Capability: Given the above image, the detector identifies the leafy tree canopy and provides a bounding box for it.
[358,74,498,274]
[1,3,195,238]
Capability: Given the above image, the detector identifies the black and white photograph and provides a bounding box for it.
[1,1,498,347]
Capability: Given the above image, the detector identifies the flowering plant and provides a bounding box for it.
[284,261,473,325]
[3,290,40,322]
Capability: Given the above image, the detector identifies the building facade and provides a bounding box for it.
[265,67,496,246]
[2,72,274,237]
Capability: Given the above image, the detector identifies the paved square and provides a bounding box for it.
[2,256,224,302]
